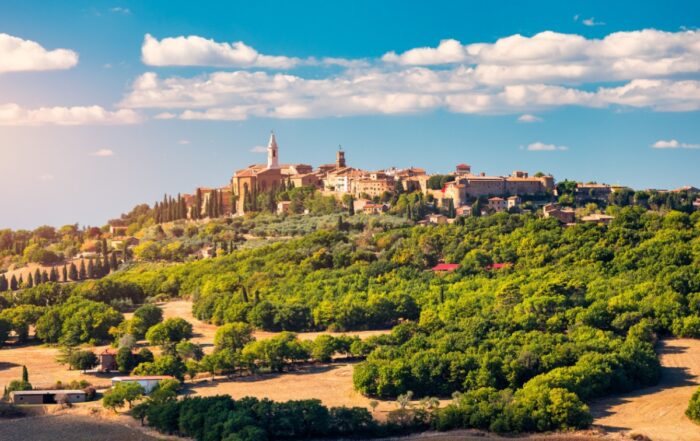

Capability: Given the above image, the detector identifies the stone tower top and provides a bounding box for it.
[267,132,279,169]
[336,145,346,168]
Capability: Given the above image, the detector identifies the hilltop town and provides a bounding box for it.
[138,132,699,226]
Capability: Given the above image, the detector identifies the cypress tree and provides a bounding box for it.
[95,255,103,277]
[21,365,28,382]
[49,267,58,282]
[348,196,355,216]
[18,275,24,288]
[27,273,34,288]
[41,270,49,284]
[0,274,7,292]
[69,262,78,281]
[34,269,42,286]
[62,264,68,282]
[79,260,86,279]
[87,258,95,278]
[109,252,118,270]
[10,275,18,291]
[102,238,109,258]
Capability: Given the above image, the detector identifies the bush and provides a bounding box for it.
[687,386,700,422]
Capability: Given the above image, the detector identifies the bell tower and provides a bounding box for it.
[336,145,346,168]
[267,131,279,169]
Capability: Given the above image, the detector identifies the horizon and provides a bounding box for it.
[2,0,700,229]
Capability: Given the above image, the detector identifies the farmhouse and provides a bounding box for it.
[10,389,86,405]
[97,348,119,372]
[111,375,175,394]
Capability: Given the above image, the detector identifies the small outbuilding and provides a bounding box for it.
[111,375,175,394]
[10,389,86,405]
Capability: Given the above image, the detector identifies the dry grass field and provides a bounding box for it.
[3,300,700,441]
[591,338,700,441]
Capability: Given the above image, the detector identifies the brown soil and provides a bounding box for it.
[0,413,159,441]
[591,338,700,441]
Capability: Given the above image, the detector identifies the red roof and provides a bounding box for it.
[487,262,512,270]
[432,263,461,272]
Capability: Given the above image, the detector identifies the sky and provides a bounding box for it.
[1,0,699,229]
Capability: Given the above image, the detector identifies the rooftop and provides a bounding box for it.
[10,389,85,395]
[112,375,175,381]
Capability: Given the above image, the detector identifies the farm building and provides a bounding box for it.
[111,375,175,394]
[10,389,86,405]
[97,348,118,372]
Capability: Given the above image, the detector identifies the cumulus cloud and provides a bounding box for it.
[0,103,141,125]
[120,69,700,119]
[0,33,78,73]
[518,114,543,123]
[525,142,568,151]
[91,148,114,157]
[118,29,700,119]
[382,30,700,85]
[141,34,300,69]
[651,139,700,149]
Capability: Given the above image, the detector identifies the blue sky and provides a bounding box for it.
[1,0,699,229]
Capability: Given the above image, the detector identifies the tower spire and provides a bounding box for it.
[267,131,279,169]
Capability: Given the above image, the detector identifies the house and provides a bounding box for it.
[363,203,387,215]
[111,375,175,394]
[427,213,448,224]
[543,203,575,224]
[97,348,119,372]
[277,201,292,214]
[506,196,521,209]
[581,214,615,225]
[488,197,507,212]
[431,263,460,272]
[109,225,128,237]
[10,389,86,405]
[456,205,472,217]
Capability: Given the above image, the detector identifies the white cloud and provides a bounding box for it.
[651,139,700,149]
[525,142,568,151]
[110,7,131,14]
[250,145,267,153]
[0,33,78,73]
[582,17,605,27]
[381,30,700,85]
[0,103,141,125]
[141,34,300,69]
[517,114,543,123]
[118,29,700,119]
[91,148,114,157]
[178,139,191,145]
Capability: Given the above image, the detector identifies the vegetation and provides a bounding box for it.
[687,386,700,423]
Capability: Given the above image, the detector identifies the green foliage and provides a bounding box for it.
[68,350,98,372]
[103,381,145,411]
[686,386,700,423]
[140,395,379,440]
[133,355,187,381]
[145,317,193,353]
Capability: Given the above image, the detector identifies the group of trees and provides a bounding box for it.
[139,395,379,441]
[98,207,700,434]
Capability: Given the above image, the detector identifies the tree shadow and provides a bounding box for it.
[0,361,20,371]
[590,340,698,433]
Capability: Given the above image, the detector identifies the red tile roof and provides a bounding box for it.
[432,263,461,272]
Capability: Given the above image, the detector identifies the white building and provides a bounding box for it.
[111,375,175,394]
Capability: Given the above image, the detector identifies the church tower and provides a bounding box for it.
[336,145,346,168]
[267,132,279,169]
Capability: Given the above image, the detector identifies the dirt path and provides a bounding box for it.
[591,338,700,441]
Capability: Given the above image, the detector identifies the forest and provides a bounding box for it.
[1,206,700,437]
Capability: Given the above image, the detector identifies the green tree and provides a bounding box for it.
[68,350,98,372]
